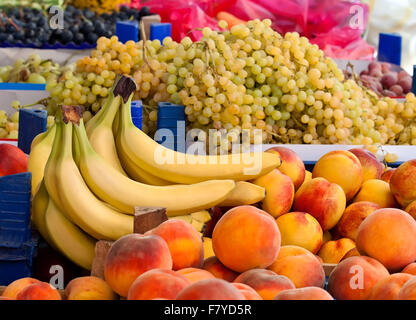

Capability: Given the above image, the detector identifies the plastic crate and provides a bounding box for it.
[0,234,39,286]
[0,172,32,248]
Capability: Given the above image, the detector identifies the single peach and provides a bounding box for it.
[398,277,416,300]
[356,208,416,272]
[266,147,306,190]
[340,247,361,261]
[293,177,346,231]
[335,201,381,241]
[252,169,294,218]
[368,273,413,300]
[1,277,41,299]
[390,160,416,207]
[274,287,334,300]
[104,234,172,297]
[65,276,117,300]
[203,256,239,282]
[233,269,295,300]
[349,148,384,182]
[381,168,396,183]
[276,212,323,254]
[312,150,363,201]
[212,205,281,273]
[231,283,263,300]
[127,269,191,300]
[268,245,326,288]
[402,263,416,275]
[353,179,398,208]
[176,268,215,283]
[318,238,356,264]
[176,279,245,300]
[145,219,204,270]
[16,282,61,300]
[327,256,390,300]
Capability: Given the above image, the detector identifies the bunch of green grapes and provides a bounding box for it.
[47,19,416,146]
[0,110,19,139]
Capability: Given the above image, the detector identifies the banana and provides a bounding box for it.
[31,180,54,245]
[27,124,56,195]
[219,181,266,206]
[74,118,236,215]
[44,198,96,270]
[54,118,133,240]
[115,77,281,184]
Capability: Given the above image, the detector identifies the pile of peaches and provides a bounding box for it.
[3,146,416,300]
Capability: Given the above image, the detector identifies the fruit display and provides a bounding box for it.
[0,5,154,48]
[355,61,413,98]
[44,19,416,147]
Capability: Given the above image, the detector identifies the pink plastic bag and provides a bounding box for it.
[129,0,374,60]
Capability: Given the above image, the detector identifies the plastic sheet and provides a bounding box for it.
[129,0,374,60]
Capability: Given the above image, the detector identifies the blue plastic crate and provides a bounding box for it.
[150,23,172,42]
[0,235,39,286]
[18,109,48,154]
[378,33,402,66]
[157,119,187,128]
[116,21,139,43]
[0,172,32,248]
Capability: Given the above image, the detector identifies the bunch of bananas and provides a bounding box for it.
[28,75,279,270]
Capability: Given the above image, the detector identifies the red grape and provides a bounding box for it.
[381,72,398,88]
[398,77,412,93]
[390,84,404,96]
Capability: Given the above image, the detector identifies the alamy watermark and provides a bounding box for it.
[349,4,365,30]
[49,6,64,30]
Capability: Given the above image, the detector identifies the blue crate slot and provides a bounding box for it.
[0,236,39,286]
[378,33,402,66]
[150,23,172,42]
[18,109,47,154]
[157,105,185,119]
[157,119,187,128]
[0,83,46,91]
[0,173,32,248]
[116,21,139,43]
[132,118,143,129]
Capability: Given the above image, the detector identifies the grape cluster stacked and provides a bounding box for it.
[46,19,416,146]
[0,5,154,47]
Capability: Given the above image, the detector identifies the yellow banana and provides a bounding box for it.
[44,198,96,270]
[31,180,54,245]
[219,181,266,206]
[30,129,48,150]
[27,124,56,195]
[54,119,133,240]
[115,77,281,184]
[74,119,236,215]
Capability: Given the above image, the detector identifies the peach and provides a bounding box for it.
[268,245,326,288]
[353,179,398,208]
[402,263,416,275]
[145,219,204,270]
[127,269,191,300]
[233,269,295,300]
[266,146,306,190]
[176,279,245,300]
[252,169,294,218]
[349,148,384,182]
[356,208,416,272]
[327,256,390,300]
[368,273,413,300]
[390,160,416,207]
[16,282,61,300]
[303,170,312,185]
[293,177,346,231]
[274,287,334,300]
[341,247,361,261]
[322,231,332,244]
[334,201,381,241]
[65,276,117,300]
[405,201,416,220]
[398,277,416,300]
[276,212,323,254]
[1,277,41,299]
[212,205,281,273]
[231,283,263,300]
[0,144,28,177]
[203,237,215,259]
[312,150,363,201]
[381,168,396,183]
[318,238,356,264]
[104,234,172,297]
[203,256,239,282]
[176,268,215,283]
